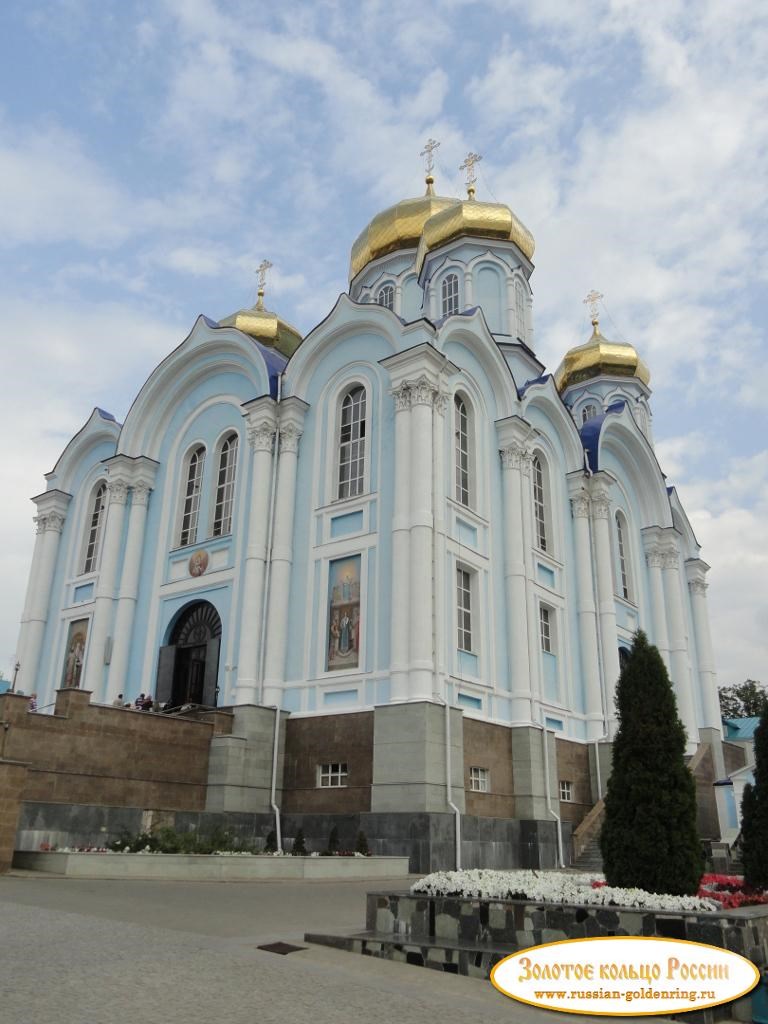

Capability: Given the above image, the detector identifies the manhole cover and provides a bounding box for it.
[257,942,307,956]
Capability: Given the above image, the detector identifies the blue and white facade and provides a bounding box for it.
[15,184,723,768]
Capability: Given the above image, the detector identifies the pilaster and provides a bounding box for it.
[589,473,620,731]
[660,537,698,750]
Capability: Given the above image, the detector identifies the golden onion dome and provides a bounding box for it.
[219,289,302,359]
[554,317,651,393]
[349,176,460,282]
[414,184,535,275]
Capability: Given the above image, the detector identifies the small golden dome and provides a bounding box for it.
[415,189,535,275]
[554,319,650,393]
[349,176,460,282]
[219,290,302,359]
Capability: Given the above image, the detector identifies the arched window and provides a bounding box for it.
[212,432,238,537]
[377,284,394,311]
[338,386,366,499]
[179,445,206,546]
[514,279,526,339]
[442,273,459,317]
[81,482,106,574]
[532,455,549,552]
[581,403,598,424]
[615,511,632,601]
[454,394,471,507]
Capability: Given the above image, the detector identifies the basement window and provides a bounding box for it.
[318,762,348,788]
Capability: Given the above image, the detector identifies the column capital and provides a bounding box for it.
[589,487,611,519]
[570,492,591,518]
[499,442,531,470]
[434,390,451,416]
[34,510,66,534]
[279,423,302,454]
[107,478,130,505]
[688,578,708,596]
[247,420,277,452]
[407,375,440,406]
[685,556,711,589]
[661,546,680,571]
[391,382,411,412]
[131,481,152,506]
[645,546,665,569]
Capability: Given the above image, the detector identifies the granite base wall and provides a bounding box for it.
[15,801,560,873]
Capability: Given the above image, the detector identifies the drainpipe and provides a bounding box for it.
[435,694,462,869]
[270,703,283,853]
[263,375,283,851]
[540,720,564,868]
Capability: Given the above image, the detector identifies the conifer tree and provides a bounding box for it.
[741,710,768,889]
[355,830,370,856]
[291,828,307,856]
[326,825,340,855]
[600,631,703,895]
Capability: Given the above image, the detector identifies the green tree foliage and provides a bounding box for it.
[600,631,703,895]
[741,710,768,889]
[291,828,307,856]
[326,825,339,855]
[264,829,277,854]
[355,830,370,856]
[718,680,768,720]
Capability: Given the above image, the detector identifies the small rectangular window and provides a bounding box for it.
[559,779,573,802]
[469,766,489,792]
[539,605,552,653]
[318,762,348,788]
[457,567,472,652]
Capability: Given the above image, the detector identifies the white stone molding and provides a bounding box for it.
[131,481,152,506]
[645,546,665,569]
[433,390,450,417]
[688,578,708,596]
[278,423,302,454]
[107,479,129,505]
[590,487,611,520]
[391,383,411,413]
[570,493,590,519]
[35,510,67,534]
[408,375,439,407]
[499,442,530,471]
[247,420,276,453]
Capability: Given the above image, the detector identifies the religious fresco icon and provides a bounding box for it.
[61,618,89,689]
[326,555,361,671]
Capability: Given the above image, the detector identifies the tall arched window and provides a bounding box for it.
[377,284,394,311]
[442,273,459,317]
[532,455,549,552]
[514,279,526,339]
[212,432,238,537]
[615,511,632,601]
[454,394,471,507]
[81,482,106,574]
[581,403,598,424]
[338,386,366,499]
[179,445,206,546]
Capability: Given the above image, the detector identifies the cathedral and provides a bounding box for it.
[12,148,730,865]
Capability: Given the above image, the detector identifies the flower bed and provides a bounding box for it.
[412,869,719,913]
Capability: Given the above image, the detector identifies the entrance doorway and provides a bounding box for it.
[156,601,222,708]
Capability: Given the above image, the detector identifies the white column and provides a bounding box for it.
[662,541,698,748]
[644,542,670,669]
[106,481,152,702]
[432,391,449,698]
[394,282,403,318]
[500,442,532,720]
[408,376,437,699]
[590,479,620,729]
[82,478,129,697]
[520,453,542,710]
[570,490,604,739]
[17,507,68,693]
[262,421,302,707]
[686,562,720,730]
[463,269,474,309]
[235,416,277,704]
[15,520,48,689]
[390,383,412,701]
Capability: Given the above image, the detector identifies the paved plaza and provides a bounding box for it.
[0,872,673,1024]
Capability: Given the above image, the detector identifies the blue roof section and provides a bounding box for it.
[95,407,116,422]
[723,717,762,740]
[251,338,288,399]
[579,399,626,471]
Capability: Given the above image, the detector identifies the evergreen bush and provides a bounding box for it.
[600,630,703,895]
[741,710,768,890]
[291,828,307,856]
[264,829,277,854]
[355,830,370,856]
[326,825,340,855]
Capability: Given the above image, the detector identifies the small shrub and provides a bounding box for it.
[264,829,277,853]
[326,825,340,855]
[292,828,307,856]
[355,830,370,856]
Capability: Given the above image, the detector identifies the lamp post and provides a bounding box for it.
[10,661,20,693]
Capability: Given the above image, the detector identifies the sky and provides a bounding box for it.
[0,0,766,688]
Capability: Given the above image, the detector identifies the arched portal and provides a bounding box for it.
[156,601,222,708]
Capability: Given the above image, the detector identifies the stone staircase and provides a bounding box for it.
[572,835,603,873]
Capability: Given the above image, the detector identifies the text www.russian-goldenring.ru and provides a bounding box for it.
[532,988,717,1004]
